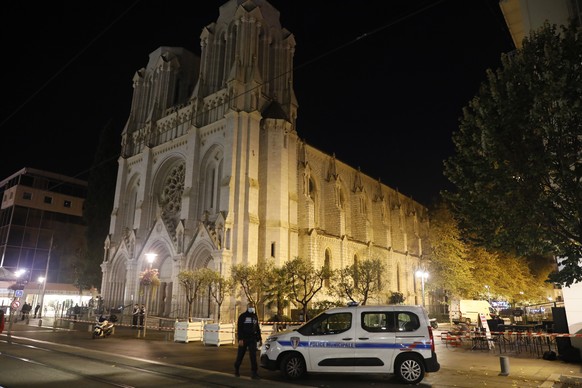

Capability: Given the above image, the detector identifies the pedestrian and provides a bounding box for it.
[132,304,140,328]
[234,302,262,379]
[139,304,145,328]
[73,304,81,321]
[21,302,31,321]
[34,303,41,318]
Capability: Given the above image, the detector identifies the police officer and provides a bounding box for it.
[234,302,262,379]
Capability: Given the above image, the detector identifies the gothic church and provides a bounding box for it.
[99,0,429,321]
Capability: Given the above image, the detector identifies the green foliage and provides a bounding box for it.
[263,266,292,317]
[231,258,274,317]
[443,22,582,287]
[178,268,214,320]
[283,257,332,321]
[388,291,405,304]
[428,201,555,303]
[428,202,475,298]
[332,258,385,305]
[207,270,235,321]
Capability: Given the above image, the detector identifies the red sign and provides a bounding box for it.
[11,300,20,310]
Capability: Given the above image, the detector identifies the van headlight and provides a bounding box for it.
[264,336,277,350]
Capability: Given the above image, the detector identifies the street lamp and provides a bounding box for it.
[36,277,45,316]
[415,270,429,307]
[142,253,157,338]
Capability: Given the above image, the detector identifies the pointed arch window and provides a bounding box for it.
[203,149,224,215]
[124,184,138,230]
[324,249,331,288]
[353,255,359,287]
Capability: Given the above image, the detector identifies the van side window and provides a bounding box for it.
[362,312,397,332]
[398,312,420,332]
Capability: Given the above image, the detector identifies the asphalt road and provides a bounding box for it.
[2,317,582,387]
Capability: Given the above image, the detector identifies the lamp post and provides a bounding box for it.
[36,277,45,314]
[38,235,53,321]
[142,253,157,338]
[415,270,429,307]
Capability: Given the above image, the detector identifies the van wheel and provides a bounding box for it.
[280,353,306,380]
[395,355,425,384]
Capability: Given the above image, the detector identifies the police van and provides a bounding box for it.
[260,303,440,384]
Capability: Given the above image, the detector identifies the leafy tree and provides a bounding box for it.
[443,22,582,286]
[207,270,235,322]
[332,258,384,305]
[283,257,332,321]
[427,202,474,299]
[231,258,274,318]
[428,202,554,306]
[388,291,405,304]
[177,268,212,321]
[263,266,292,318]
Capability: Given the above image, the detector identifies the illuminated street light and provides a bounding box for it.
[415,270,429,307]
[142,253,157,338]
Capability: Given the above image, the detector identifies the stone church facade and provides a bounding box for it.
[99,0,429,322]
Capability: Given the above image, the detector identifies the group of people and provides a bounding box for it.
[20,302,41,320]
[131,304,146,328]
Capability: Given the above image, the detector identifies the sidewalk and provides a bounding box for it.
[430,324,582,387]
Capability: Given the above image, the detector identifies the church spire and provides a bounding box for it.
[193,0,298,128]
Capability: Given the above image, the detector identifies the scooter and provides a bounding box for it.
[92,318,114,339]
[429,318,438,329]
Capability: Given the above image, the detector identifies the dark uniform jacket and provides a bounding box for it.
[237,310,261,341]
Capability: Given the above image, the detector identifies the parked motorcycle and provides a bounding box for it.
[92,317,115,339]
[429,318,438,329]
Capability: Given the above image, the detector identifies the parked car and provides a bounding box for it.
[260,303,440,384]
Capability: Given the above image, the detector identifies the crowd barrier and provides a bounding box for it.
[58,316,304,343]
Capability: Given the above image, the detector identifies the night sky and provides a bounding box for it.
[0,0,514,206]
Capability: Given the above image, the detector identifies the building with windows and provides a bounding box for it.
[99,0,429,322]
[0,167,87,286]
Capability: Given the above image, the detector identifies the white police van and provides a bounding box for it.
[260,303,440,384]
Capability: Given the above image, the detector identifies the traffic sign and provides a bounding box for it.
[11,300,20,310]
[15,290,23,297]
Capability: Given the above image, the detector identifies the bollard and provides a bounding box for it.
[88,324,93,332]
[499,356,510,376]
[38,319,42,327]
